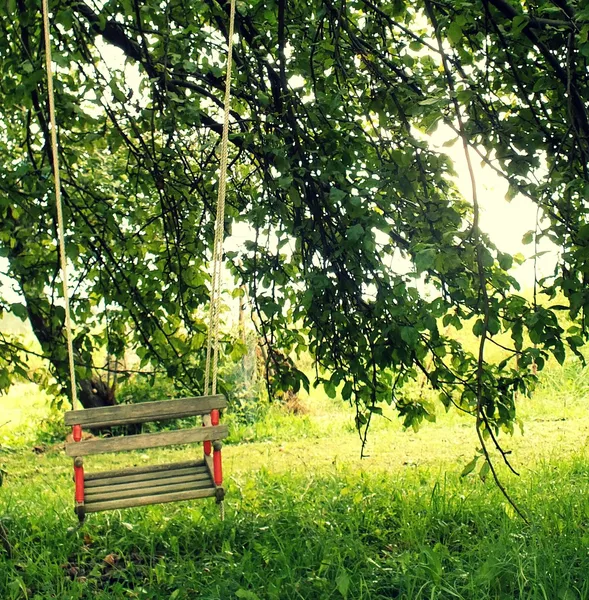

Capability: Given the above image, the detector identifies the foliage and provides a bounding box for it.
[116,376,179,407]
[1,0,589,458]
[223,378,267,427]
[221,332,267,425]
[225,405,319,444]
[114,375,198,433]
[34,408,70,445]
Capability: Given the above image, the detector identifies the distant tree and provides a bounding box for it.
[0,0,587,477]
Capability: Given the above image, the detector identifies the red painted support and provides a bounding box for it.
[74,462,84,503]
[72,426,84,503]
[205,409,219,457]
[213,442,223,486]
[203,416,212,456]
[210,410,222,485]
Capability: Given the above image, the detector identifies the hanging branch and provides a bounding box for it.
[424,0,527,522]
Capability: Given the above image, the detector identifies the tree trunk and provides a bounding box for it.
[78,378,116,409]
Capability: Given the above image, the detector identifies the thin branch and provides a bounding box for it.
[425,0,527,522]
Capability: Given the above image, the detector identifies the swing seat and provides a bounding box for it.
[80,459,218,513]
[64,395,227,520]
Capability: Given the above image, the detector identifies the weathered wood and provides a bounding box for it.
[65,395,227,428]
[85,472,211,495]
[84,488,217,513]
[65,425,228,457]
[85,478,214,502]
[85,465,208,488]
[84,459,204,481]
[204,454,220,489]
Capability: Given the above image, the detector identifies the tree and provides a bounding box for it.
[0,0,587,477]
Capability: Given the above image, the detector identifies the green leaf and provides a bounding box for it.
[288,186,302,207]
[109,79,127,103]
[505,184,519,202]
[341,380,353,400]
[498,253,513,271]
[447,22,463,45]
[330,187,347,202]
[522,231,534,245]
[10,303,28,321]
[553,344,565,365]
[577,223,589,241]
[324,381,337,399]
[479,460,490,482]
[346,224,364,243]
[230,340,247,361]
[419,96,444,106]
[511,15,529,35]
[487,317,501,336]
[533,77,550,93]
[414,247,436,273]
[567,335,584,348]
[461,456,479,477]
[336,569,350,598]
[256,91,270,106]
[236,590,261,600]
[401,326,419,347]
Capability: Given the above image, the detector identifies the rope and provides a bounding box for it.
[43,0,235,406]
[42,0,79,410]
[204,0,237,397]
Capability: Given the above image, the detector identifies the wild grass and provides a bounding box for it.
[1,354,589,599]
[1,456,589,599]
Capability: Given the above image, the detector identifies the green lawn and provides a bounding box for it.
[1,363,589,599]
[0,384,52,436]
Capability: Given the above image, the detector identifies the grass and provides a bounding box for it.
[0,384,52,435]
[2,458,589,599]
[1,356,589,599]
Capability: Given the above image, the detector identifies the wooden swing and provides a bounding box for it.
[41,0,237,522]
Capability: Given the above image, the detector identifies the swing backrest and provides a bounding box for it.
[64,395,227,457]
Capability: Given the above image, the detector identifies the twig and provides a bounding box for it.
[424,0,527,522]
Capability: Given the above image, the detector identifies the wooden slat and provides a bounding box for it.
[204,454,220,489]
[65,425,228,457]
[84,488,217,513]
[85,478,214,502]
[85,465,208,488]
[84,459,204,482]
[65,395,226,428]
[86,473,211,495]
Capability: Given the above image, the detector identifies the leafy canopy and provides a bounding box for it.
[1,0,588,456]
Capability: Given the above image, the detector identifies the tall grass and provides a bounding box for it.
[1,457,589,599]
[1,338,589,599]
